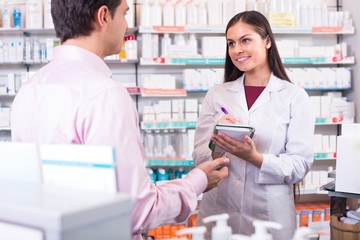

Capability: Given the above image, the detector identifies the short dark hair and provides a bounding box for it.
[224,11,290,83]
[51,0,121,43]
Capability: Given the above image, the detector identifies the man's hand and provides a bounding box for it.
[196,158,230,192]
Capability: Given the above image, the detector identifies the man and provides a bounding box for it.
[10,0,230,239]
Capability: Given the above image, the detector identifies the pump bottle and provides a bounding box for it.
[177,226,206,240]
[292,227,313,240]
[203,213,232,240]
[250,221,282,240]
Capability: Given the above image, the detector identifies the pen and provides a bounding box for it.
[221,107,228,115]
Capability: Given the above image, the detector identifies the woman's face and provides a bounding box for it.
[226,21,271,74]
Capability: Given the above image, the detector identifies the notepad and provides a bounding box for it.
[209,123,255,152]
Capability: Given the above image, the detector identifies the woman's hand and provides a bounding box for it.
[211,133,263,168]
[217,113,242,124]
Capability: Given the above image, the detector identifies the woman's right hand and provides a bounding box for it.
[217,113,242,124]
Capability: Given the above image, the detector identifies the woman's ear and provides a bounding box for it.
[265,35,271,49]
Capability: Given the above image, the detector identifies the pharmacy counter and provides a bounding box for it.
[0,180,132,240]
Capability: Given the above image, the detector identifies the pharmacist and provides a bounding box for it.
[193,11,315,240]
[10,1,230,239]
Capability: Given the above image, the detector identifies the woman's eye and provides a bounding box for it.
[228,42,235,47]
[242,39,249,43]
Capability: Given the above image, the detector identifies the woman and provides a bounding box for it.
[193,11,315,240]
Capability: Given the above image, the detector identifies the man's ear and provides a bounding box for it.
[95,6,109,30]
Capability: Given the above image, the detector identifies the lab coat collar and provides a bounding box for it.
[225,72,286,114]
[224,72,285,93]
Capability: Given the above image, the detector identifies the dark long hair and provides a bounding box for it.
[224,11,290,83]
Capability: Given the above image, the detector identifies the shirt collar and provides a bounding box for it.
[52,45,112,78]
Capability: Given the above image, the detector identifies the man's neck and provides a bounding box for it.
[62,36,106,59]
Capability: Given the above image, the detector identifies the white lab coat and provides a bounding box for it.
[193,73,315,240]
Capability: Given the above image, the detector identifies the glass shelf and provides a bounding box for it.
[141,121,197,130]
[145,159,194,167]
[138,26,355,35]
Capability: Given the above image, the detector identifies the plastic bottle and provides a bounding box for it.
[32,37,40,62]
[3,43,9,62]
[175,0,186,26]
[188,33,198,56]
[250,221,282,240]
[125,35,137,60]
[292,227,313,240]
[147,168,157,184]
[230,234,251,240]
[175,167,183,179]
[163,0,175,26]
[197,0,207,26]
[151,0,162,26]
[140,0,151,27]
[154,130,163,158]
[203,213,232,240]
[161,33,172,57]
[0,41,4,63]
[177,226,206,240]
[26,0,43,29]
[186,0,197,26]
[207,0,222,26]
[222,0,234,25]
[16,41,24,62]
[144,130,154,158]
[157,168,169,184]
[3,5,11,29]
[9,42,16,62]
[13,8,22,28]
[181,169,189,178]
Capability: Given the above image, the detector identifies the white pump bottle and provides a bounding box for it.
[177,226,206,240]
[292,227,313,240]
[250,221,282,240]
[203,213,232,240]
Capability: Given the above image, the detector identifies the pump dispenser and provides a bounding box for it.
[203,213,232,240]
[251,221,282,240]
[292,227,313,240]
[177,226,206,240]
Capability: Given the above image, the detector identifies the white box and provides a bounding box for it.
[141,34,152,58]
[310,96,321,118]
[320,96,332,118]
[185,99,198,113]
[336,135,360,194]
[0,108,10,127]
[313,134,323,153]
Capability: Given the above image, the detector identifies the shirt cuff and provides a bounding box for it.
[184,168,207,195]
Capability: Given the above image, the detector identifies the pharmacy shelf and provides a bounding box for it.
[315,117,347,124]
[140,57,354,66]
[104,59,138,64]
[141,88,187,97]
[314,153,336,161]
[0,93,16,97]
[299,189,328,195]
[306,87,352,91]
[138,26,355,35]
[0,27,138,35]
[145,159,194,167]
[0,127,11,131]
[281,56,354,65]
[140,57,225,65]
[141,121,197,130]
[187,87,351,93]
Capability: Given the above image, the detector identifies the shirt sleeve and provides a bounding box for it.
[192,89,218,166]
[77,86,207,234]
[257,89,315,184]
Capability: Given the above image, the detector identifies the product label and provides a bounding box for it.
[269,12,295,28]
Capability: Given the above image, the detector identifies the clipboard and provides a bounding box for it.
[209,123,255,152]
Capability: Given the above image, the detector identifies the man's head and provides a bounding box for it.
[51,0,128,52]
